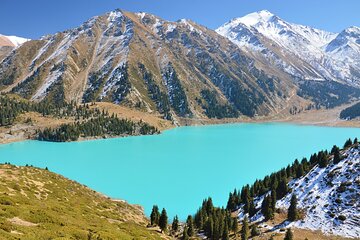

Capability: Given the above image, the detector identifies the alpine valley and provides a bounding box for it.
[1,9,360,126]
[1,8,360,240]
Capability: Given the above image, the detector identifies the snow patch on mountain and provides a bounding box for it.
[0,34,29,47]
[217,10,360,85]
[240,146,360,238]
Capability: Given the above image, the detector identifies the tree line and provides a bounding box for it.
[37,115,158,142]
[164,137,356,239]
[0,95,103,127]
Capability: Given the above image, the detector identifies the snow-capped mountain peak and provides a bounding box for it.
[216,10,360,85]
[235,10,275,27]
[0,34,29,47]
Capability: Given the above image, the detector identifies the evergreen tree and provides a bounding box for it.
[159,208,168,233]
[232,218,238,237]
[194,208,204,229]
[288,195,298,222]
[227,192,236,211]
[241,216,249,240]
[276,179,288,199]
[318,151,329,168]
[344,138,353,148]
[182,227,189,240]
[284,228,293,240]
[261,195,274,221]
[186,215,194,237]
[205,216,214,238]
[333,146,341,164]
[172,215,179,233]
[251,225,260,237]
[270,190,277,211]
[249,197,256,217]
[150,205,160,226]
[296,164,304,178]
[222,224,229,240]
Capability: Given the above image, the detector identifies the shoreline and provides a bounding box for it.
[1,102,359,145]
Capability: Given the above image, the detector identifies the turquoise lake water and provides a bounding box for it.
[0,123,359,220]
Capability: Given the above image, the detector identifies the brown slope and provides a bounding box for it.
[0,9,307,121]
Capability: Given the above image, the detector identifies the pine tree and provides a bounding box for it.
[296,164,304,178]
[333,146,341,164]
[251,225,260,237]
[227,192,236,210]
[186,215,194,237]
[284,228,293,240]
[288,195,298,222]
[232,218,238,237]
[205,216,214,238]
[222,224,229,240]
[241,216,249,240]
[150,205,160,226]
[159,208,168,233]
[172,215,179,233]
[194,208,204,229]
[318,151,329,168]
[344,138,353,148]
[261,195,274,221]
[270,190,277,211]
[182,227,189,240]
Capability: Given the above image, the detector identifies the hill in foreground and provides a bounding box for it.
[0,164,166,240]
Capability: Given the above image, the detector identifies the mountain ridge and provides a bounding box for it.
[0,9,359,123]
[216,10,360,87]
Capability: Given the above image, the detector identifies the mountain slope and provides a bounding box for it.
[277,146,360,238]
[233,142,360,239]
[0,34,29,47]
[0,164,165,239]
[217,10,360,87]
[1,9,360,123]
[0,10,313,121]
[0,34,29,62]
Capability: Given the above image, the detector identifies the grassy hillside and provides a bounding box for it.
[0,164,166,240]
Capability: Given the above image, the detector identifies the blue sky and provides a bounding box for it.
[1,0,360,39]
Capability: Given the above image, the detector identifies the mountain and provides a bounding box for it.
[233,141,360,239]
[0,9,360,123]
[0,34,29,62]
[0,9,301,122]
[275,146,360,238]
[0,164,166,239]
[217,10,360,87]
[0,34,29,47]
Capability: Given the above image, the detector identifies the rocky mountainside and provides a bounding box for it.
[0,34,29,47]
[217,10,360,87]
[0,34,29,62]
[276,146,360,238]
[236,143,360,239]
[1,9,360,122]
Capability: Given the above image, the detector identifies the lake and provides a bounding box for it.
[0,122,359,220]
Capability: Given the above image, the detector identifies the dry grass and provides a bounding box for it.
[91,102,174,131]
[0,164,168,239]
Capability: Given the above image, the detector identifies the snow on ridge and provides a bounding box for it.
[0,34,30,47]
[255,147,360,238]
[216,10,360,85]
[165,24,177,33]
[286,147,360,238]
[6,36,30,46]
[233,10,275,28]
